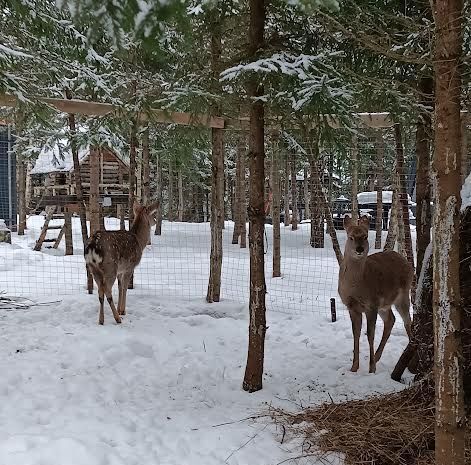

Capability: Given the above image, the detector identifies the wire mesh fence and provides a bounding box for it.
[0,122,445,319]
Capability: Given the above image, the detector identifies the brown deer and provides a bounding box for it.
[338,215,413,373]
[84,201,159,325]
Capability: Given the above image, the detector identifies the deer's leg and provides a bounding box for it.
[366,310,378,373]
[375,308,395,363]
[395,293,412,340]
[117,275,124,315]
[104,279,121,324]
[119,272,132,316]
[349,309,362,372]
[98,286,105,325]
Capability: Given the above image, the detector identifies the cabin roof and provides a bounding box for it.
[30,141,128,175]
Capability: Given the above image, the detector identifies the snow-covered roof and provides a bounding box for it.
[30,141,89,175]
[357,190,414,206]
[30,141,127,175]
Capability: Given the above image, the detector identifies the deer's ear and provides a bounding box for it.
[359,215,370,230]
[133,201,142,217]
[147,200,160,216]
[343,215,352,230]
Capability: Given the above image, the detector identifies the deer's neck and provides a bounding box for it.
[130,216,150,250]
[341,249,367,283]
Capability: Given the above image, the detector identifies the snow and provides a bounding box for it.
[30,140,89,175]
[0,217,414,464]
[461,173,471,211]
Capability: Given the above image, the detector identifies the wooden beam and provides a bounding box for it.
[0,94,225,129]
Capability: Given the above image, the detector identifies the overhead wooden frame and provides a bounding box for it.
[0,94,226,129]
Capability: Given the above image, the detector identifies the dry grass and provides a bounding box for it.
[270,381,470,465]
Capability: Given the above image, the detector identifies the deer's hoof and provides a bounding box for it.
[99,320,104,325]
[350,365,359,373]
[115,318,122,324]
[119,310,126,316]
[369,365,376,374]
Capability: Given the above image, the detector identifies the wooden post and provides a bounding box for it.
[154,152,163,235]
[330,298,337,322]
[128,119,138,290]
[240,135,247,249]
[283,154,290,227]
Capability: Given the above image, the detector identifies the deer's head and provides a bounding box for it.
[344,215,370,259]
[133,201,160,227]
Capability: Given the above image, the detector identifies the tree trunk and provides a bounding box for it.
[394,123,416,298]
[154,152,163,235]
[168,159,174,221]
[243,0,267,393]
[17,155,26,235]
[89,147,100,234]
[272,138,281,277]
[232,136,244,244]
[384,179,398,252]
[64,209,73,255]
[142,126,151,205]
[284,154,290,227]
[25,161,32,217]
[415,76,433,277]
[240,137,247,249]
[65,89,92,293]
[304,166,310,220]
[206,15,225,303]
[128,119,138,290]
[290,150,298,230]
[462,118,468,184]
[351,135,359,222]
[433,0,465,462]
[177,167,184,222]
[374,131,384,249]
[308,131,324,248]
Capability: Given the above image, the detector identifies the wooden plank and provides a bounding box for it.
[0,94,225,129]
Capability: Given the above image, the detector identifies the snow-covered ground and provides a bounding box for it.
[0,216,414,464]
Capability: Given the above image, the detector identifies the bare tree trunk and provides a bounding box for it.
[272,138,281,277]
[415,76,433,277]
[168,158,174,221]
[308,131,324,248]
[240,138,247,249]
[89,147,100,234]
[142,126,150,205]
[303,166,310,220]
[374,131,384,249]
[65,89,91,293]
[64,209,73,255]
[177,167,184,222]
[232,136,244,244]
[433,0,465,462]
[351,135,359,222]
[290,150,298,230]
[284,154,290,227]
[461,118,468,184]
[128,119,138,290]
[25,161,32,217]
[154,152,163,235]
[384,187,398,252]
[394,123,416,298]
[17,155,26,235]
[243,0,267,393]
[206,15,224,303]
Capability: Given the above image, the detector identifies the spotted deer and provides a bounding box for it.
[338,215,413,373]
[84,201,159,325]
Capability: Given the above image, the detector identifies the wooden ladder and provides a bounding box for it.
[34,206,73,253]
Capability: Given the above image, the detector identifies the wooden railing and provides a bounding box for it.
[33,184,129,197]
